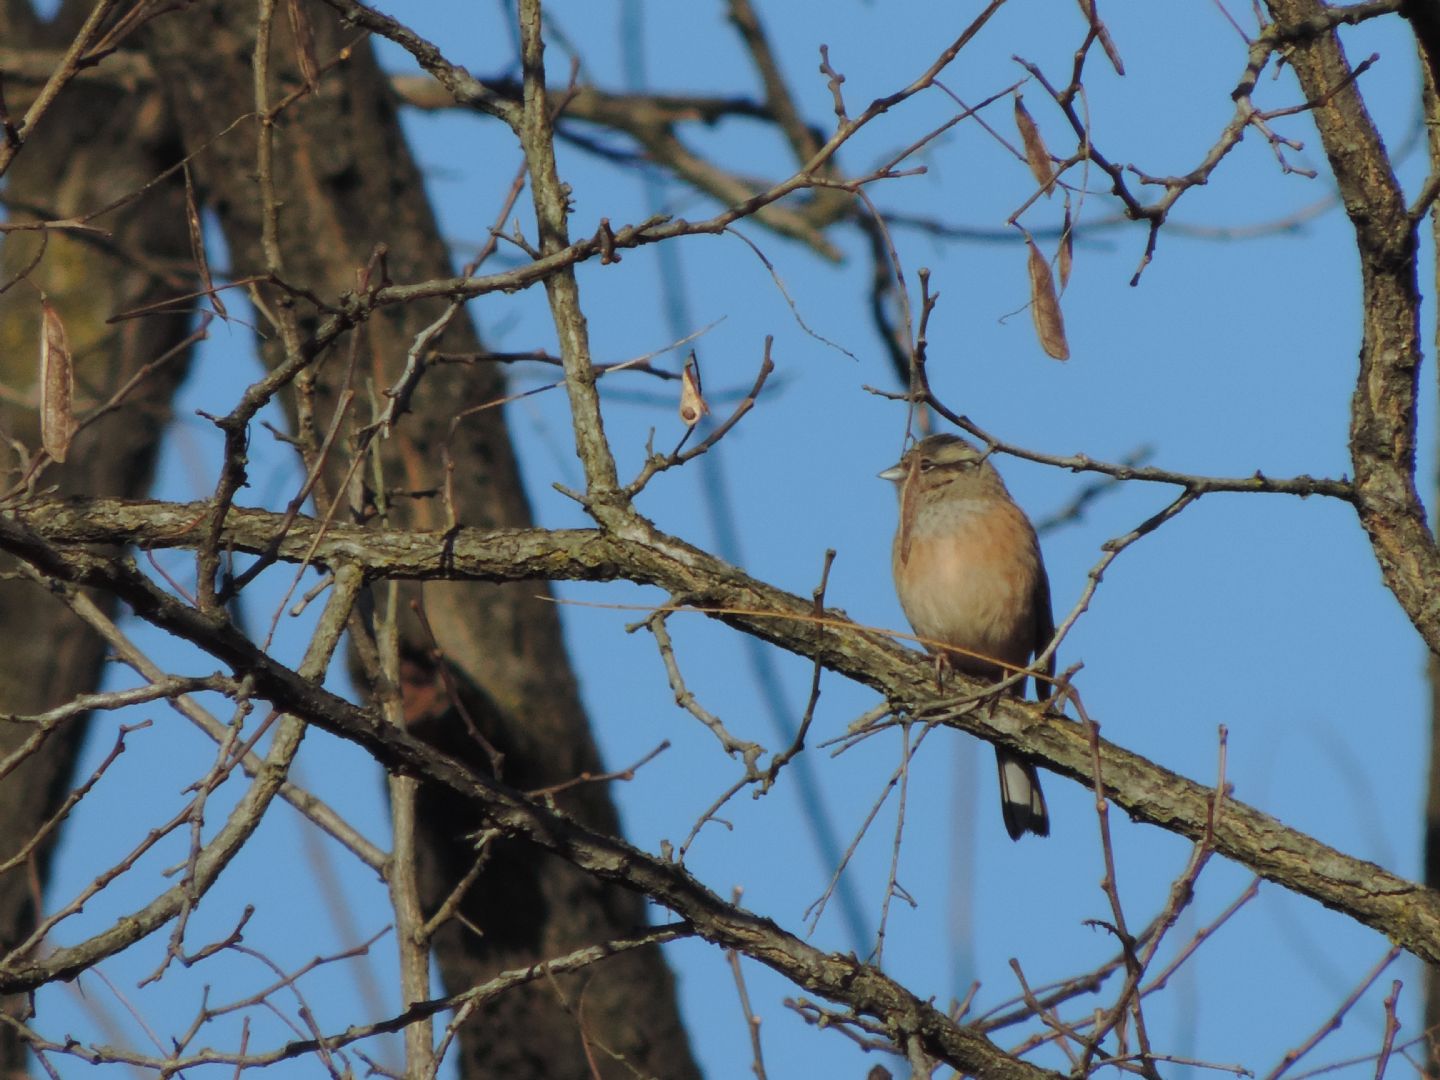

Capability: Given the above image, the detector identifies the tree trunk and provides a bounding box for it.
[1420,23,1440,1074]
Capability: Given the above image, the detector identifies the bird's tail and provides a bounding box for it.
[996,748,1049,840]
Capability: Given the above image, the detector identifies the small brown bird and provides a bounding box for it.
[879,433,1055,840]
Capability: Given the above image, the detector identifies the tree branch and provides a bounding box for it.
[9,496,1440,975]
[0,513,1060,1080]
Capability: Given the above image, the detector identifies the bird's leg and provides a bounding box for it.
[933,651,950,692]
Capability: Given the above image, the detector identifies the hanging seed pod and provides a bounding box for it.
[1077,0,1126,75]
[1025,239,1070,361]
[1057,204,1074,290]
[288,0,320,92]
[39,298,75,461]
[185,166,227,319]
[1014,96,1055,197]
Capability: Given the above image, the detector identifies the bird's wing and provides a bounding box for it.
[1030,550,1057,701]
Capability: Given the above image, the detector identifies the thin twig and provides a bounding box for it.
[1263,947,1404,1080]
[726,886,769,1080]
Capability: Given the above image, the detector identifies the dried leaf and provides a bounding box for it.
[184,165,227,319]
[40,298,75,461]
[1057,205,1074,290]
[287,0,320,93]
[1025,239,1070,361]
[1013,96,1054,197]
[898,451,920,566]
[679,357,709,426]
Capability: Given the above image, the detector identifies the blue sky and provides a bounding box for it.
[32,2,1439,1076]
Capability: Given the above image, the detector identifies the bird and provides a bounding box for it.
[879,433,1055,840]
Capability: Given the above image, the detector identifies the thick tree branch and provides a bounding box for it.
[0,515,1054,1080]
[9,496,1440,972]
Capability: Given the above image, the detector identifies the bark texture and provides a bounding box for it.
[1419,23,1440,1075]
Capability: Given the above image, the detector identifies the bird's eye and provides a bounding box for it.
[918,458,935,471]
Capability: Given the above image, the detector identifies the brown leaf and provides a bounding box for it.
[184,165,227,319]
[287,0,320,93]
[1057,205,1074,290]
[40,298,75,461]
[1013,96,1054,197]
[1025,239,1070,361]
[679,357,709,426]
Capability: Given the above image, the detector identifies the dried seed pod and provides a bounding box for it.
[1025,239,1070,361]
[897,451,921,565]
[1014,96,1055,197]
[40,298,75,461]
[185,166,227,319]
[1077,0,1126,75]
[288,0,320,92]
[1057,205,1074,290]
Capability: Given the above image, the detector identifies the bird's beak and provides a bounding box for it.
[877,462,906,482]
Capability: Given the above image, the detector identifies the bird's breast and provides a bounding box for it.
[892,498,1040,673]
